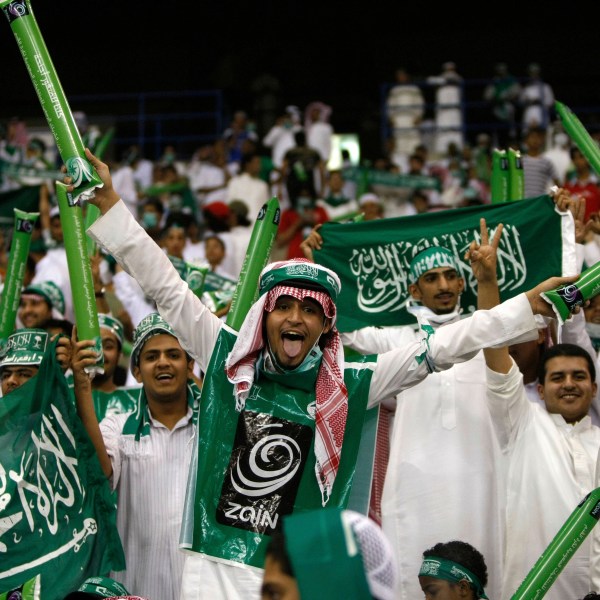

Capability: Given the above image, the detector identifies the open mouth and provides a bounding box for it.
[156,373,174,381]
[281,331,305,358]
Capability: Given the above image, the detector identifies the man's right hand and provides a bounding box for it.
[525,274,580,317]
[300,223,324,262]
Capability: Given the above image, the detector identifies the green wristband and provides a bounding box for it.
[1,0,103,202]
[56,182,104,376]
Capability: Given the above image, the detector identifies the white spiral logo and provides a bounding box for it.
[9,2,27,17]
[231,431,301,497]
[66,157,93,187]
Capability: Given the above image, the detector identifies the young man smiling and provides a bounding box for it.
[72,313,199,600]
[74,148,571,600]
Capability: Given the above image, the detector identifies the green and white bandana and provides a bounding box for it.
[0,328,48,368]
[419,556,488,599]
[22,280,66,317]
[130,312,177,373]
[98,313,125,347]
[409,246,458,284]
[258,258,341,300]
[64,576,130,599]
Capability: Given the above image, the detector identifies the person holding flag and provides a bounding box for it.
[70,148,576,600]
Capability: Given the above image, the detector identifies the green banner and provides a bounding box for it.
[0,186,41,224]
[342,166,441,191]
[313,195,576,332]
[0,337,125,599]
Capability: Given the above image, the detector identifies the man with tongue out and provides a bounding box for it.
[75,148,567,600]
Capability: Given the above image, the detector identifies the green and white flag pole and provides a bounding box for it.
[55,182,104,375]
[1,0,103,202]
[0,208,39,347]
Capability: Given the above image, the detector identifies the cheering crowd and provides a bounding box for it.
[2,92,600,600]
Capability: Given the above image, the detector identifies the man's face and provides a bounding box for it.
[409,268,464,314]
[265,295,331,370]
[1,365,39,396]
[584,295,600,324]
[49,216,63,244]
[18,295,52,329]
[95,329,121,384]
[164,227,186,259]
[132,334,193,404]
[419,576,466,600]
[261,555,300,600]
[538,356,597,423]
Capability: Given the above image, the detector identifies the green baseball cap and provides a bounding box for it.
[0,329,48,369]
[62,576,130,599]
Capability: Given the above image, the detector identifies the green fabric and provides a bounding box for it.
[0,328,48,367]
[259,261,340,300]
[284,508,371,600]
[0,338,125,599]
[98,314,125,347]
[180,328,377,569]
[92,386,140,422]
[419,557,488,599]
[343,166,442,191]
[409,246,458,283]
[314,195,574,331]
[68,576,129,598]
[130,312,177,370]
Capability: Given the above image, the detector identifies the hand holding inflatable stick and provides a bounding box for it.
[541,261,600,325]
[1,0,102,202]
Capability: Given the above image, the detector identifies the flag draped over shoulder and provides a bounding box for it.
[314,195,576,332]
[0,338,125,599]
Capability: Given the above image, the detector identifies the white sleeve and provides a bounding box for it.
[99,414,122,491]
[340,325,416,355]
[367,294,538,407]
[88,201,223,372]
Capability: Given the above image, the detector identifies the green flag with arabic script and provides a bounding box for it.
[313,195,576,332]
[0,335,124,599]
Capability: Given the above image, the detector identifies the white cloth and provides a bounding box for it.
[342,321,504,600]
[262,124,299,169]
[112,165,139,216]
[487,360,600,600]
[32,246,74,323]
[88,200,541,600]
[225,172,269,221]
[386,83,425,159]
[187,162,228,207]
[100,407,195,600]
[307,121,333,163]
[225,224,253,278]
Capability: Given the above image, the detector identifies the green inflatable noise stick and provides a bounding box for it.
[491,149,509,203]
[510,487,600,600]
[508,147,524,201]
[56,182,104,376]
[226,197,280,331]
[0,0,103,202]
[541,260,600,325]
[0,208,39,347]
[555,101,600,177]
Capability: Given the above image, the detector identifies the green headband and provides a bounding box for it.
[0,329,48,368]
[419,557,488,599]
[409,247,458,284]
[22,281,65,315]
[259,260,341,301]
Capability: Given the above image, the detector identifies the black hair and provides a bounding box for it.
[45,318,74,337]
[265,531,294,577]
[204,234,226,252]
[538,343,596,383]
[240,152,258,172]
[294,130,306,147]
[423,540,488,592]
[143,197,165,215]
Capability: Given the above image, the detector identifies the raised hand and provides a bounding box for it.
[465,217,504,283]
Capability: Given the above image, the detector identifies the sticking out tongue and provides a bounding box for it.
[283,336,303,358]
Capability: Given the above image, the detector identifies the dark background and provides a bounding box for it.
[1,2,598,159]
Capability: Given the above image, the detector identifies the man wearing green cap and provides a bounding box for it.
[73,149,570,600]
[72,312,200,600]
[90,313,138,421]
[63,576,132,600]
[17,280,66,330]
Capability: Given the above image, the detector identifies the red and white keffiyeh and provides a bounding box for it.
[225,262,348,505]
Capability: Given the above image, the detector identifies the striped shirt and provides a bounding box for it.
[522,154,558,198]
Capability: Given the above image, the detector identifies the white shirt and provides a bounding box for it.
[487,360,600,600]
[342,321,504,600]
[88,200,540,600]
[32,246,74,323]
[101,407,195,600]
[225,173,269,222]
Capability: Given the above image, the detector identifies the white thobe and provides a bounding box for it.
[342,323,504,600]
[225,173,269,222]
[487,360,600,600]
